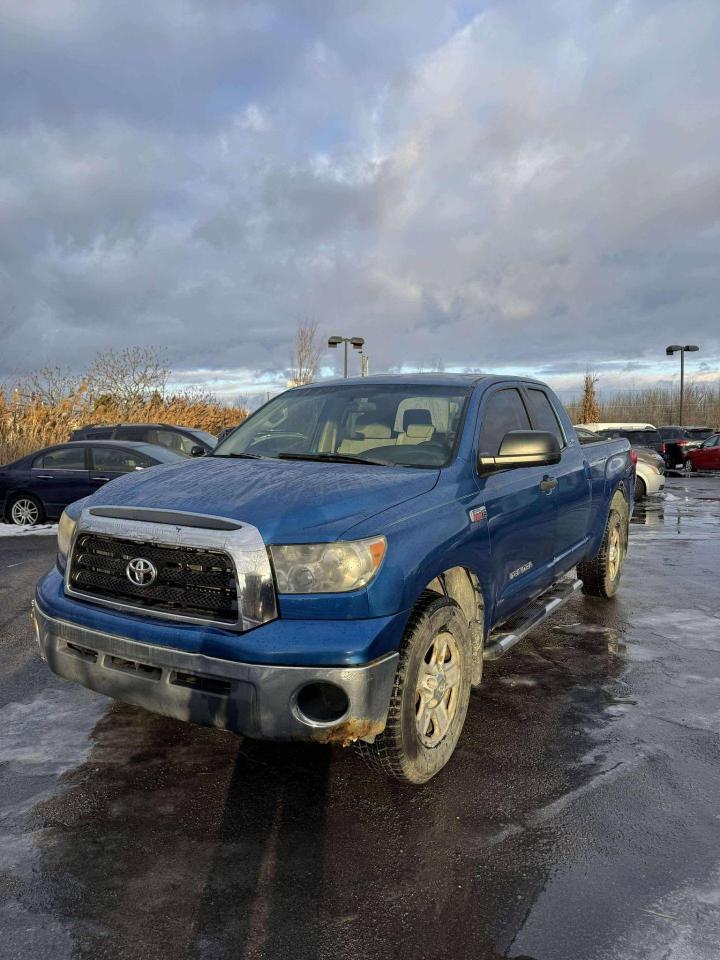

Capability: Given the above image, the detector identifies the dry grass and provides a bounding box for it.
[0,387,248,464]
[565,381,720,429]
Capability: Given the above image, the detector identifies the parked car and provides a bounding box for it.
[658,426,693,467]
[684,433,720,472]
[1,441,184,526]
[35,374,634,783]
[70,423,217,457]
[577,421,665,457]
[575,427,663,500]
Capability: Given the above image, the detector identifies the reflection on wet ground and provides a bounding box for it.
[1,476,720,960]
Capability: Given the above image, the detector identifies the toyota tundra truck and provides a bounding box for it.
[33,375,634,783]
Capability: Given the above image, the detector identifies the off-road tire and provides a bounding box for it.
[635,476,646,500]
[8,494,45,526]
[354,592,472,784]
[577,492,628,599]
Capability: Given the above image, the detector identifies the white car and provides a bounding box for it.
[575,426,664,500]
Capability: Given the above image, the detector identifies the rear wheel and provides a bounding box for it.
[355,593,472,784]
[635,476,646,500]
[577,493,628,599]
[9,495,44,526]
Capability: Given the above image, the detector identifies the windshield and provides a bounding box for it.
[596,429,660,446]
[212,384,470,467]
[685,427,713,439]
[135,443,184,463]
[188,429,217,446]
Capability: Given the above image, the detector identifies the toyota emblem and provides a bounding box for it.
[126,557,157,587]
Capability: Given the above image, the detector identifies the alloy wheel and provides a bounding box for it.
[415,631,462,747]
[10,498,40,526]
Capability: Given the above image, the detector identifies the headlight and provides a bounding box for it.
[57,509,77,560]
[270,536,386,594]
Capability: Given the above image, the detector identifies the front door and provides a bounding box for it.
[89,445,149,489]
[476,387,557,622]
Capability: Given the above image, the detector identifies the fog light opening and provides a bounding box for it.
[295,682,350,726]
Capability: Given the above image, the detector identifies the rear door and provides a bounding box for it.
[476,387,557,620]
[89,445,153,489]
[523,386,591,573]
[30,445,91,512]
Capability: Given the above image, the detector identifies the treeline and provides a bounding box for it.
[0,348,248,463]
[565,381,720,427]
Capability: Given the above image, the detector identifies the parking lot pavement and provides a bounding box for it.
[1,475,719,960]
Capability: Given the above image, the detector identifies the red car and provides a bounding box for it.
[684,433,720,471]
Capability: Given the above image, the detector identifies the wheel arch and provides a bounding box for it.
[3,488,47,522]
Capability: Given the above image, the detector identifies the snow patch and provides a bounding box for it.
[0,523,57,537]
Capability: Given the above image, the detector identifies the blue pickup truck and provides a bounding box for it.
[34,375,634,783]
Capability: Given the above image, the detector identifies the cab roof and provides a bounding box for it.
[294,373,548,390]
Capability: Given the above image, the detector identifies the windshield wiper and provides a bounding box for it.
[277,452,391,466]
[210,452,266,459]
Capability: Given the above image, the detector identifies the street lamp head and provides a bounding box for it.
[684,344,699,352]
[327,336,342,348]
[350,336,365,349]
[666,344,683,355]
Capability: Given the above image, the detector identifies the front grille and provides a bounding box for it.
[68,534,238,623]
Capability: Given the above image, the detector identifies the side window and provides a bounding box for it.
[91,447,149,471]
[525,389,565,446]
[34,447,87,470]
[478,389,531,456]
[114,427,148,442]
[155,430,196,455]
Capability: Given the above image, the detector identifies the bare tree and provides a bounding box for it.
[579,371,601,423]
[86,347,169,415]
[289,319,322,387]
[21,366,83,405]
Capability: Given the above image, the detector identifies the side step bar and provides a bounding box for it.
[483,578,583,661]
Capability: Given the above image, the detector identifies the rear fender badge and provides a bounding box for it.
[468,506,487,523]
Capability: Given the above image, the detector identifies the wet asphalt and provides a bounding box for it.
[1,475,719,960]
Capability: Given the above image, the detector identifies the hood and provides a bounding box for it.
[83,456,440,542]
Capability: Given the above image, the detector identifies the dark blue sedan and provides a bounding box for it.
[0,441,183,526]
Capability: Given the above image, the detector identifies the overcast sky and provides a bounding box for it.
[1,0,719,399]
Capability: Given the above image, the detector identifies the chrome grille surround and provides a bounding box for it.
[64,506,277,632]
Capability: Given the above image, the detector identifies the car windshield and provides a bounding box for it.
[685,427,713,439]
[659,428,687,439]
[135,443,184,463]
[597,429,660,446]
[212,384,471,468]
[188,429,217,446]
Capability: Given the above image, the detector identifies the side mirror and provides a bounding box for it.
[190,445,206,457]
[479,430,561,472]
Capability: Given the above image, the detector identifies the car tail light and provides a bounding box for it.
[659,443,666,454]
[676,439,689,445]
[630,450,638,466]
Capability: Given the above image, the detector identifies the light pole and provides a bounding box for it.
[328,335,365,378]
[665,344,699,426]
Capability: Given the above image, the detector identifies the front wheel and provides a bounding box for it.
[635,476,646,500]
[684,459,695,472]
[355,593,472,784]
[577,493,628,599]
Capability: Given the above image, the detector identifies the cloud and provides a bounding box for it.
[0,0,719,394]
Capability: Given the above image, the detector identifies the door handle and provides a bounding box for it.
[540,476,558,492]
[36,474,54,479]
[91,476,110,482]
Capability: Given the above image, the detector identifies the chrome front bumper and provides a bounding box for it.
[32,603,398,744]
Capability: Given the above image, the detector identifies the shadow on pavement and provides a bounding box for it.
[25,602,627,960]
